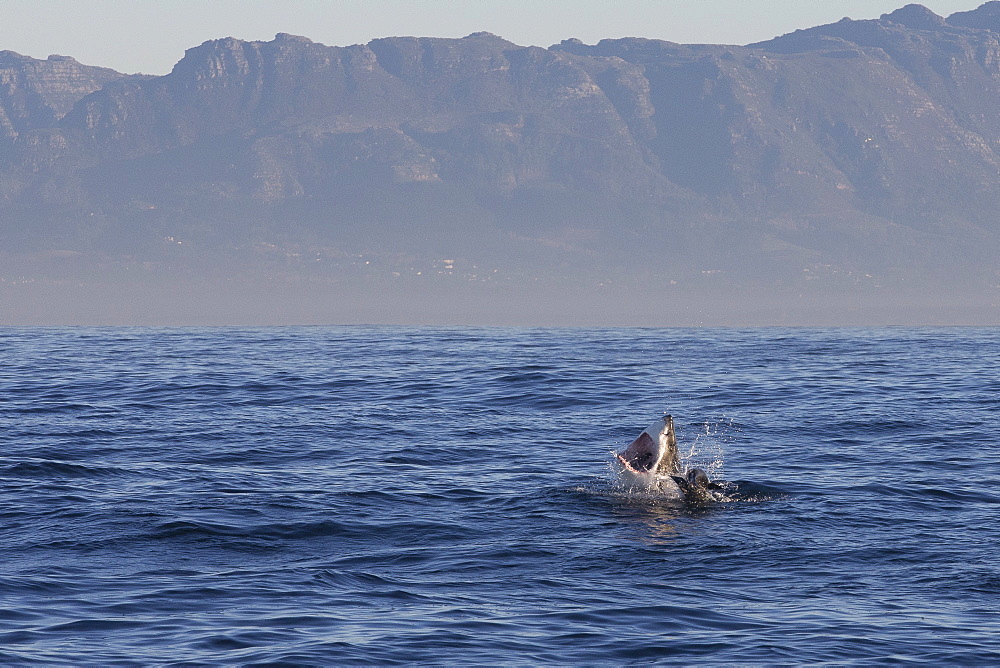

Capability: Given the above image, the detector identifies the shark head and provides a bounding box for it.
[615,415,680,489]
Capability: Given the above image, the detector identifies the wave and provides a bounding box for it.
[0,460,130,479]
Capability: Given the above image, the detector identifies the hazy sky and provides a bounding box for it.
[0,0,982,74]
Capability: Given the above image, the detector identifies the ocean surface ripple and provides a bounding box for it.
[2,326,999,664]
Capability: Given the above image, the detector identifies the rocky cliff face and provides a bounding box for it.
[2,4,1000,324]
[58,32,662,199]
[0,51,129,139]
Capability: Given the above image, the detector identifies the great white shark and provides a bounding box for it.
[615,415,723,503]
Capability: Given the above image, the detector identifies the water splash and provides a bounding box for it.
[680,416,740,479]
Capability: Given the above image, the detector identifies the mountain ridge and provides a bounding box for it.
[2,3,1000,325]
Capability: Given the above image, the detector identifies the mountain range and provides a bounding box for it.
[3,3,1000,324]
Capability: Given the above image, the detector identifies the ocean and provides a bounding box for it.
[2,326,998,664]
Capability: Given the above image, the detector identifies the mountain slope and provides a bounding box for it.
[1,4,999,325]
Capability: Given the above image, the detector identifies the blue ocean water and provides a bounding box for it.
[1,326,999,664]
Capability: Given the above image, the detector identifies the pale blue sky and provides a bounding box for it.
[0,0,982,74]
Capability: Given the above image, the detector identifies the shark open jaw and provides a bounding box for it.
[616,415,680,480]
